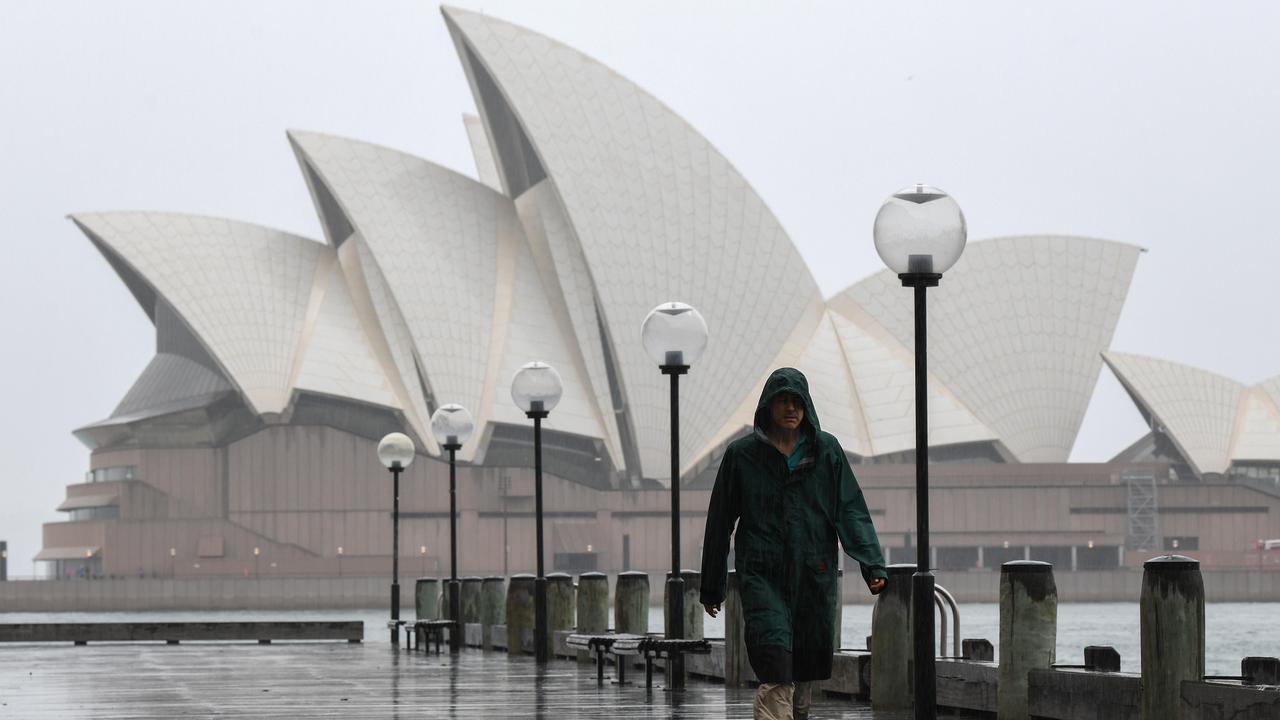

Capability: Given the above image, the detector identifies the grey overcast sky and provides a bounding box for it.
[3,1,1278,572]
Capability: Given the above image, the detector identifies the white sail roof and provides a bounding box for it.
[1105,352,1280,475]
[443,6,824,482]
[482,217,609,445]
[290,130,528,453]
[837,236,1141,462]
[73,212,328,416]
[792,311,871,457]
[513,180,626,469]
[463,113,503,192]
[292,257,400,411]
[828,311,999,457]
[75,10,1194,482]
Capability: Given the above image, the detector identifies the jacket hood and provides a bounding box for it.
[753,367,821,437]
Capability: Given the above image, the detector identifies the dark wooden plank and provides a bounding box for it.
[0,621,362,643]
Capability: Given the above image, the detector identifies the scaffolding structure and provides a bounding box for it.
[1124,470,1160,552]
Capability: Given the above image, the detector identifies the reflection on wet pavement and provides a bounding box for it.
[0,642,914,718]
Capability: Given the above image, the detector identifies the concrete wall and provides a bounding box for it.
[0,577,418,612]
[1,568,1277,612]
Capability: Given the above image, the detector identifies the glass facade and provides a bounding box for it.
[51,557,101,579]
[84,465,137,483]
[1230,462,1280,482]
[889,544,1125,570]
[68,506,119,521]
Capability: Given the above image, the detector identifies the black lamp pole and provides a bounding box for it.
[902,269,940,720]
[527,402,550,664]
[445,442,462,653]
[661,358,688,689]
[390,462,403,645]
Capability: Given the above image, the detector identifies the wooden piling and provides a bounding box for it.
[480,577,505,649]
[414,577,439,620]
[1140,555,1204,720]
[998,560,1057,720]
[461,577,483,625]
[614,571,649,636]
[546,573,576,657]
[870,563,915,710]
[663,570,703,641]
[724,570,749,687]
[576,572,608,633]
[505,574,535,655]
[576,572,608,663]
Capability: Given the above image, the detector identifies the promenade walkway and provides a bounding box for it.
[0,642,898,718]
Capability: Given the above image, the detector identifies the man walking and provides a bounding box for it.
[701,367,887,720]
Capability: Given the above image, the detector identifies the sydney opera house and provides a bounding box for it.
[39,7,1280,581]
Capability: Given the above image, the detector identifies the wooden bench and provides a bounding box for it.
[611,635,711,688]
[566,633,642,684]
[412,620,455,654]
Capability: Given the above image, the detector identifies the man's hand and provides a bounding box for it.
[868,577,887,595]
[703,602,721,618]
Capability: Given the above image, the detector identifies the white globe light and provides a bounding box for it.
[872,184,967,276]
[377,432,416,470]
[430,404,475,448]
[641,301,709,368]
[511,361,563,415]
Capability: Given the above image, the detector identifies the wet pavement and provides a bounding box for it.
[0,642,900,718]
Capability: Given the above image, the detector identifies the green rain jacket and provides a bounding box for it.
[700,367,887,683]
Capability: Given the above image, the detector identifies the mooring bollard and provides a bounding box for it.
[1242,657,1279,686]
[415,577,439,620]
[506,574,535,655]
[615,571,649,635]
[1140,555,1204,720]
[577,572,608,663]
[663,570,704,641]
[547,572,576,658]
[998,560,1058,720]
[1084,645,1120,672]
[870,563,915,711]
[963,638,995,662]
[724,570,749,687]
[480,576,505,649]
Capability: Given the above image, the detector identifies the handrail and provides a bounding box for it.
[933,594,947,657]
[933,584,960,657]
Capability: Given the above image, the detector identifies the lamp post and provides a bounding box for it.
[873,183,966,720]
[253,547,260,578]
[641,301,709,690]
[430,403,475,654]
[511,360,564,664]
[337,546,344,577]
[377,431,416,645]
[169,547,175,578]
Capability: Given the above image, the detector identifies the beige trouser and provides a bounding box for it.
[753,681,813,720]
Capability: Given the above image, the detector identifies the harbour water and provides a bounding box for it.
[2,602,1275,675]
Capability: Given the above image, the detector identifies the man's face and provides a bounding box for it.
[769,392,805,432]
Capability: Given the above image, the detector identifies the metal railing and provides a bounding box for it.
[934,583,960,657]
